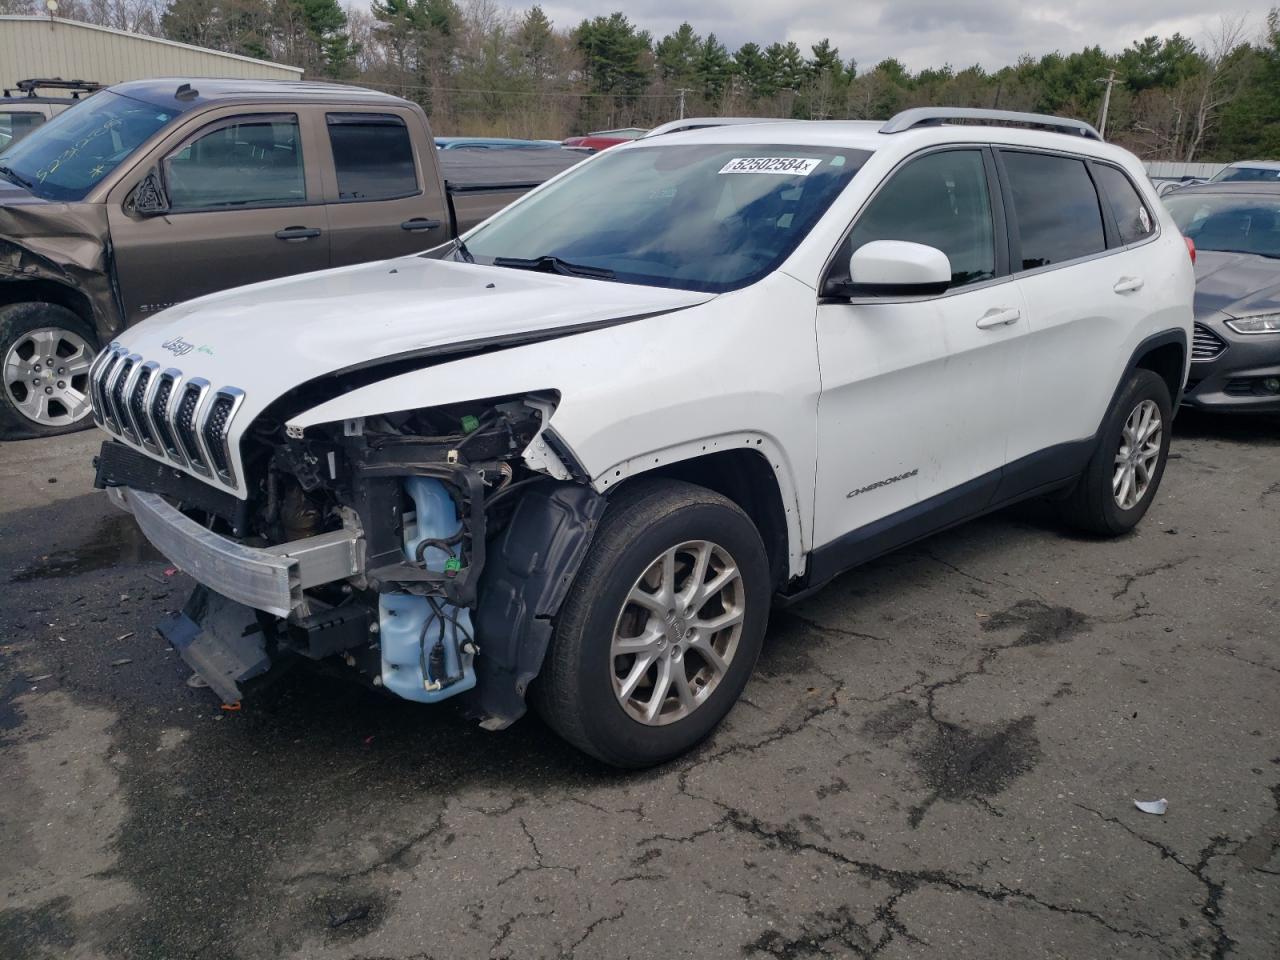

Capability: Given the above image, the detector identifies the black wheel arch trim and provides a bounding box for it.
[1109,328,1189,423]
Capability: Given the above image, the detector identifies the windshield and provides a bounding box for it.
[1210,165,1280,183]
[461,143,870,293]
[1165,193,1280,259]
[0,91,179,201]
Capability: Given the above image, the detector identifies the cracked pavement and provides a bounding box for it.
[1,410,1277,959]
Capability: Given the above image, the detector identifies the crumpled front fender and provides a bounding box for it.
[0,201,121,338]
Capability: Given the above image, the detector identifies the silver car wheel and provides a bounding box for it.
[1112,398,1162,510]
[610,539,745,726]
[3,326,96,427]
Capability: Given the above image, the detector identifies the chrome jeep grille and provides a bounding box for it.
[89,344,246,490]
[150,373,180,461]
[174,381,209,473]
[128,363,156,448]
[110,356,137,441]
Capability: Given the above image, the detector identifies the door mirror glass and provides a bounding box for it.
[128,167,169,217]
[838,240,951,296]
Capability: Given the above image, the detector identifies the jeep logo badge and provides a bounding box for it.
[161,336,195,357]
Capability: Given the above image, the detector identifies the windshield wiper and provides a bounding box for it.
[492,255,615,280]
[0,165,33,190]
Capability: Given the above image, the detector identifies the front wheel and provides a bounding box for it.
[0,302,98,439]
[1061,368,1173,536]
[533,479,771,767]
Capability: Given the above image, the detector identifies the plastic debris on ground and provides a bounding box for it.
[1134,798,1169,815]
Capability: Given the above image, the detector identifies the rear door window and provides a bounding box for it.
[326,113,419,201]
[1001,151,1106,270]
[1094,164,1155,244]
[166,115,305,210]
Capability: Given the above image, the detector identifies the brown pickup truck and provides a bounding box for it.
[0,78,579,438]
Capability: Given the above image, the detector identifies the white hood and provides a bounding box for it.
[103,255,715,495]
[120,256,713,389]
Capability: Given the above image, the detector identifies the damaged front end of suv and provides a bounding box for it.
[94,379,605,730]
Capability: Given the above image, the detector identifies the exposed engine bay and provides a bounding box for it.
[97,392,606,729]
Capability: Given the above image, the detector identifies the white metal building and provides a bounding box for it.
[0,16,302,90]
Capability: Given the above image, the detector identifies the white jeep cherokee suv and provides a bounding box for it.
[89,108,1194,767]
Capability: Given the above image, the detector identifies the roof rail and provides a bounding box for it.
[880,107,1102,142]
[642,117,789,139]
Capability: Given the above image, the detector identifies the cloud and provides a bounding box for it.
[472,0,1264,71]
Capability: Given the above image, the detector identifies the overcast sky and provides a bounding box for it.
[487,1,1265,72]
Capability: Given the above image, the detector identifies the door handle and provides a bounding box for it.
[1113,276,1145,294]
[975,307,1021,329]
[401,218,442,232]
[274,226,321,241]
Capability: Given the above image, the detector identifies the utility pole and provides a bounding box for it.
[676,87,692,120]
[1096,69,1118,139]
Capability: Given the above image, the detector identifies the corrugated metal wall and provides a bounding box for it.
[1144,161,1228,180]
[0,16,302,89]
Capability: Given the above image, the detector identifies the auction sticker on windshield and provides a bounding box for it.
[719,157,823,176]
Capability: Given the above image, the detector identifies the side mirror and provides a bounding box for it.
[127,167,169,217]
[825,240,952,298]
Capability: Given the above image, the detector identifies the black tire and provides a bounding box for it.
[1061,368,1173,536]
[0,302,99,440]
[532,478,771,768]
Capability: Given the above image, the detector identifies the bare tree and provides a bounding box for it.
[1184,14,1249,161]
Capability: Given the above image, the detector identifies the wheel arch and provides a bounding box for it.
[595,435,804,588]
[1130,329,1188,409]
[0,280,98,340]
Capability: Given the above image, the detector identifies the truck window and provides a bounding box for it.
[839,149,996,289]
[326,113,419,201]
[166,115,305,211]
[1001,151,1106,270]
[0,110,45,149]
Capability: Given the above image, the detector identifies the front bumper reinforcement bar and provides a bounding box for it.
[108,486,364,617]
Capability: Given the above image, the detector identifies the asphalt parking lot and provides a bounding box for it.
[1,411,1277,960]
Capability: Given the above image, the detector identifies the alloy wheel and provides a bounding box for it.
[610,539,745,726]
[3,326,96,427]
[1113,398,1162,510]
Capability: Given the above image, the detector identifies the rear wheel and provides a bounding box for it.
[0,303,98,439]
[1061,368,1172,536]
[533,479,770,767]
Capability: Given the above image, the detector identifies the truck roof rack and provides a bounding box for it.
[4,78,103,99]
[880,107,1102,142]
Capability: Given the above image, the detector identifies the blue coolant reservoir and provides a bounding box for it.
[378,477,476,703]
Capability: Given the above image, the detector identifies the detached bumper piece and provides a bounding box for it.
[108,485,364,618]
[159,587,271,704]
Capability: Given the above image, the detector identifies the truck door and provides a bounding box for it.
[107,111,330,323]
[320,110,451,266]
